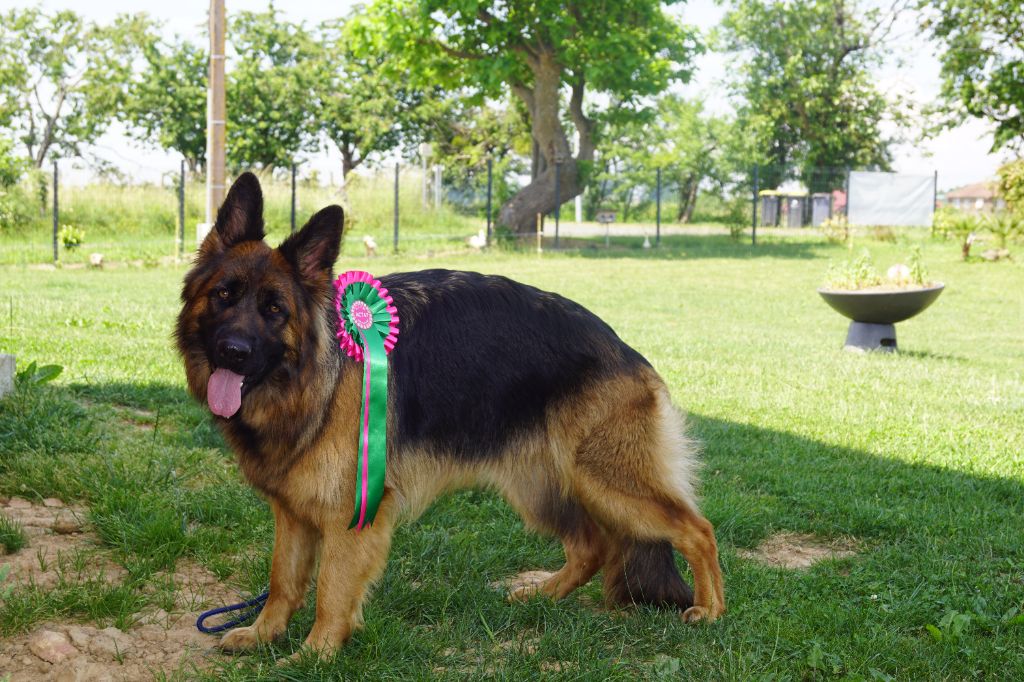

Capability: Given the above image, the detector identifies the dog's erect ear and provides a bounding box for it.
[279,205,344,283]
[214,172,265,247]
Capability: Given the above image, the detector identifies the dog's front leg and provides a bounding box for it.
[301,500,396,657]
[219,499,319,651]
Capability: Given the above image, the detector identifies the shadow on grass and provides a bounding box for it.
[3,380,1023,677]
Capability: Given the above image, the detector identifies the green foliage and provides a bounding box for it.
[0,514,26,554]
[825,249,882,289]
[121,34,206,172]
[227,7,320,170]
[318,18,435,178]
[16,361,63,386]
[824,247,933,289]
[997,160,1024,211]
[922,0,1024,150]
[58,224,85,251]
[981,212,1024,249]
[427,100,531,214]
[0,8,150,167]
[359,0,703,229]
[719,0,900,191]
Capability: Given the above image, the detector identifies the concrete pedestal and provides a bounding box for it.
[844,322,897,353]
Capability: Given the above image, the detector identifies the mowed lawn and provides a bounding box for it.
[1,234,1022,680]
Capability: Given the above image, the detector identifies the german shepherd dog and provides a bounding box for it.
[176,173,725,657]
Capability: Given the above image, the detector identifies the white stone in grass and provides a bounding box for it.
[0,354,13,399]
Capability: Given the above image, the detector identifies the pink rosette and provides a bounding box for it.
[333,270,400,362]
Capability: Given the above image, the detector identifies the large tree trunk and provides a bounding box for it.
[499,52,594,233]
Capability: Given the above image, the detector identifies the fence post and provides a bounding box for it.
[844,168,851,218]
[656,167,662,247]
[554,160,561,249]
[178,160,186,260]
[485,157,493,247]
[751,164,759,246]
[52,160,58,263]
[290,163,297,234]
[393,162,400,253]
[933,169,938,213]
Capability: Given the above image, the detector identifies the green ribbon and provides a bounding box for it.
[340,281,395,530]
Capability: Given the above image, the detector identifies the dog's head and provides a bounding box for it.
[175,173,344,420]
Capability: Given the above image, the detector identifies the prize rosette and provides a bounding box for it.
[333,271,400,530]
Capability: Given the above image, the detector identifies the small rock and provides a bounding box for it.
[28,629,78,664]
[65,625,93,649]
[52,514,82,535]
[42,498,65,508]
[89,253,104,268]
[89,626,135,660]
[8,497,32,509]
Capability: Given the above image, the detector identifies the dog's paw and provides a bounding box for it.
[500,570,555,602]
[218,625,262,652]
[681,605,723,623]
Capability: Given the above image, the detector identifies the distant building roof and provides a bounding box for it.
[946,181,999,200]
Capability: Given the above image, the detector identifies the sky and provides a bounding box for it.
[0,0,1011,191]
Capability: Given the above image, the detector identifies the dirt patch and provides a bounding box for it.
[737,532,858,569]
[0,498,243,681]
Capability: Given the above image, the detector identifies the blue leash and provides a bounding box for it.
[195,590,269,634]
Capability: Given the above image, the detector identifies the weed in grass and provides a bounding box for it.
[0,513,26,554]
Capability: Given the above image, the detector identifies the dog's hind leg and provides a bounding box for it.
[219,499,319,652]
[572,380,725,621]
[507,515,608,602]
[500,480,609,603]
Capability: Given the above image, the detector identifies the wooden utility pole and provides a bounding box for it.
[206,0,226,230]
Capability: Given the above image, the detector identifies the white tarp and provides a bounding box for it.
[847,171,935,227]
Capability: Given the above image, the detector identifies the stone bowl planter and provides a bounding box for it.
[817,283,944,351]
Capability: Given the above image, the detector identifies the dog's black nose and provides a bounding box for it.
[216,336,252,370]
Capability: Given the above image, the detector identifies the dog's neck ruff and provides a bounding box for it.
[333,271,400,531]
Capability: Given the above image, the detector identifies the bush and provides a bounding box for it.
[932,207,980,259]
[998,160,1024,212]
[59,224,85,250]
[981,212,1024,249]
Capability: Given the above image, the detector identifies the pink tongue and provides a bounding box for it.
[207,368,244,418]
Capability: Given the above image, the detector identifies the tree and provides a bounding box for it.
[315,19,431,180]
[585,96,735,223]
[427,98,532,213]
[0,8,149,167]
[921,0,1024,151]
[227,7,320,171]
[719,0,904,191]
[358,0,701,233]
[122,34,207,174]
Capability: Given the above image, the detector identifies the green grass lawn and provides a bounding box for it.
[1,232,1022,680]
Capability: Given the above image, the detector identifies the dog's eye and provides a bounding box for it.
[217,288,230,300]
[267,303,280,314]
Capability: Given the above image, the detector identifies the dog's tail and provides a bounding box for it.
[603,539,694,610]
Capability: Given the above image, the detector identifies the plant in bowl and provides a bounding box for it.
[818,248,944,352]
